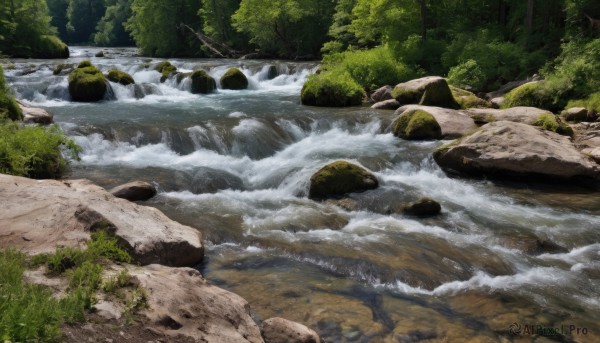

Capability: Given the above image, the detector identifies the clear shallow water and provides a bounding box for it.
[6,47,600,342]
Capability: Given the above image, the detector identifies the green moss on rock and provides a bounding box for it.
[0,66,23,121]
[533,113,573,137]
[68,61,107,102]
[392,110,442,140]
[391,87,421,104]
[420,80,460,109]
[450,86,491,109]
[155,61,177,83]
[220,68,248,90]
[301,71,365,107]
[34,35,69,59]
[107,69,135,86]
[309,161,378,199]
[190,69,217,94]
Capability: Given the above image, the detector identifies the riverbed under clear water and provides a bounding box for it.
[5,47,600,343]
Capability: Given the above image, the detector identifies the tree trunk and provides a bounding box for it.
[526,0,534,36]
[418,0,427,40]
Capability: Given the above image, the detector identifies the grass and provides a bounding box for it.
[1,231,136,342]
[301,69,365,107]
[0,121,81,178]
[533,113,574,137]
[567,92,600,113]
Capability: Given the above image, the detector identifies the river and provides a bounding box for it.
[5,47,600,343]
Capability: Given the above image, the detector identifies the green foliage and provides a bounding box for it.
[503,80,571,113]
[107,68,135,86]
[0,122,81,178]
[0,66,23,121]
[68,62,107,102]
[447,59,486,91]
[350,0,418,47]
[301,70,365,107]
[533,113,574,137]
[232,0,335,58]
[220,68,248,90]
[199,0,246,50]
[190,69,216,94]
[567,92,600,112]
[322,46,418,91]
[308,160,378,199]
[94,0,134,46]
[87,230,132,264]
[66,0,105,43]
[126,0,202,57]
[321,0,359,54]
[102,269,130,294]
[392,110,442,140]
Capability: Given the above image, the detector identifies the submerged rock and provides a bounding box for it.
[0,174,203,266]
[403,198,442,217]
[110,181,157,202]
[392,76,459,109]
[155,61,177,83]
[220,67,248,90]
[261,317,321,343]
[433,121,600,182]
[267,65,279,80]
[393,105,477,140]
[68,60,107,102]
[191,69,217,94]
[309,161,378,200]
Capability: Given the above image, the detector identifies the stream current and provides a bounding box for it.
[5,47,600,343]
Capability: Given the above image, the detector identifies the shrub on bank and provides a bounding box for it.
[301,70,365,107]
[0,122,81,179]
[0,66,23,121]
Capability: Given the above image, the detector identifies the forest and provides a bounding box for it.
[0,0,599,108]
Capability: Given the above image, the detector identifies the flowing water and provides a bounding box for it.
[5,47,600,343]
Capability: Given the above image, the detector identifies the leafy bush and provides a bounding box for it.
[0,122,81,179]
[323,45,417,91]
[0,66,23,121]
[447,59,486,91]
[301,70,365,107]
[33,35,69,59]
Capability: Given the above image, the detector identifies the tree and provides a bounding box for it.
[125,0,202,57]
[46,0,69,39]
[66,0,106,43]
[232,0,335,58]
[94,0,134,46]
[198,0,246,50]
[321,0,359,54]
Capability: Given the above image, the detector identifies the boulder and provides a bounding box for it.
[403,198,442,217]
[300,71,364,107]
[433,121,600,182]
[572,122,600,163]
[95,51,105,57]
[462,106,550,125]
[17,101,53,125]
[267,65,278,80]
[450,86,491,109]
[392,76,459,109]
[0,174,204,267]
[309,161,378,199]
[261,317,320,343]
[395,105,477,139]
[370,85,393,103]
[155,61,177,83]
[371,99,400,110]
[110,181,157,202]
[562,107,598,123]
[191,69,217,94]
[68,60,107,102]
[106,68,135,86]
[392,109,442,140]
[131,264,264,343]
[220,68,248,90]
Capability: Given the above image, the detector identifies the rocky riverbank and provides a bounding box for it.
[0,174,320,343]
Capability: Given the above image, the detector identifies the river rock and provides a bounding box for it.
[395,105,477,139]
[17,101,53,124]
[131,264,264,343]
[106,68,135,86]
[267,65,278,80]
[221,68,248,90]
[0,174,203,266]
[110,181,157,201]
[561,107,598,123]
[68,60,107,102]
[573,122,600,163]
[403,198,442,217]
[309,161,378,200]
[191,69,217,94]
[433,121,600,182]
[261,317,320,343]
[370,85,393,102]
[462,106,552,125]
[392,76,459,109]
[371,99,400,110]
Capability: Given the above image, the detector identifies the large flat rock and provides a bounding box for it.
[461,106,550,125]
[0,174,203,266]
[395,105,477,139]
[433,121,600,181]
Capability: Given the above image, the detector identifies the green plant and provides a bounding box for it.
[102,269,131,294]
[533,113,574,137]
[0,65,23,121]
[301,69,365,107]
[447,59,486,91]
[567,92,600,112]
[0,122,81,179]
[87,230,132,264]
[502,79,572,113]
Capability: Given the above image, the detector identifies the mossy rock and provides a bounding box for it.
[267,65,278,80]
[220,68,248,90]
[53,64,70,75]
[561,107,589,123]
[190,69,217,94]
[107,69,135,86]
[155,61,177,83]
[403,198,442,217]
[0,66,24,121]
[533,113,573,137]
[392,109,442,140]
[392,77,459,109]
[78,60,92,68]
[391,88,421,104]
[95,51,105,57]
[68,61,107,102]
[301,71,365,107]
[176,72,191,84]
[420,80,460,109]
[450,86,491,109]
[309,161,378,199]
[502,81,568,113]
